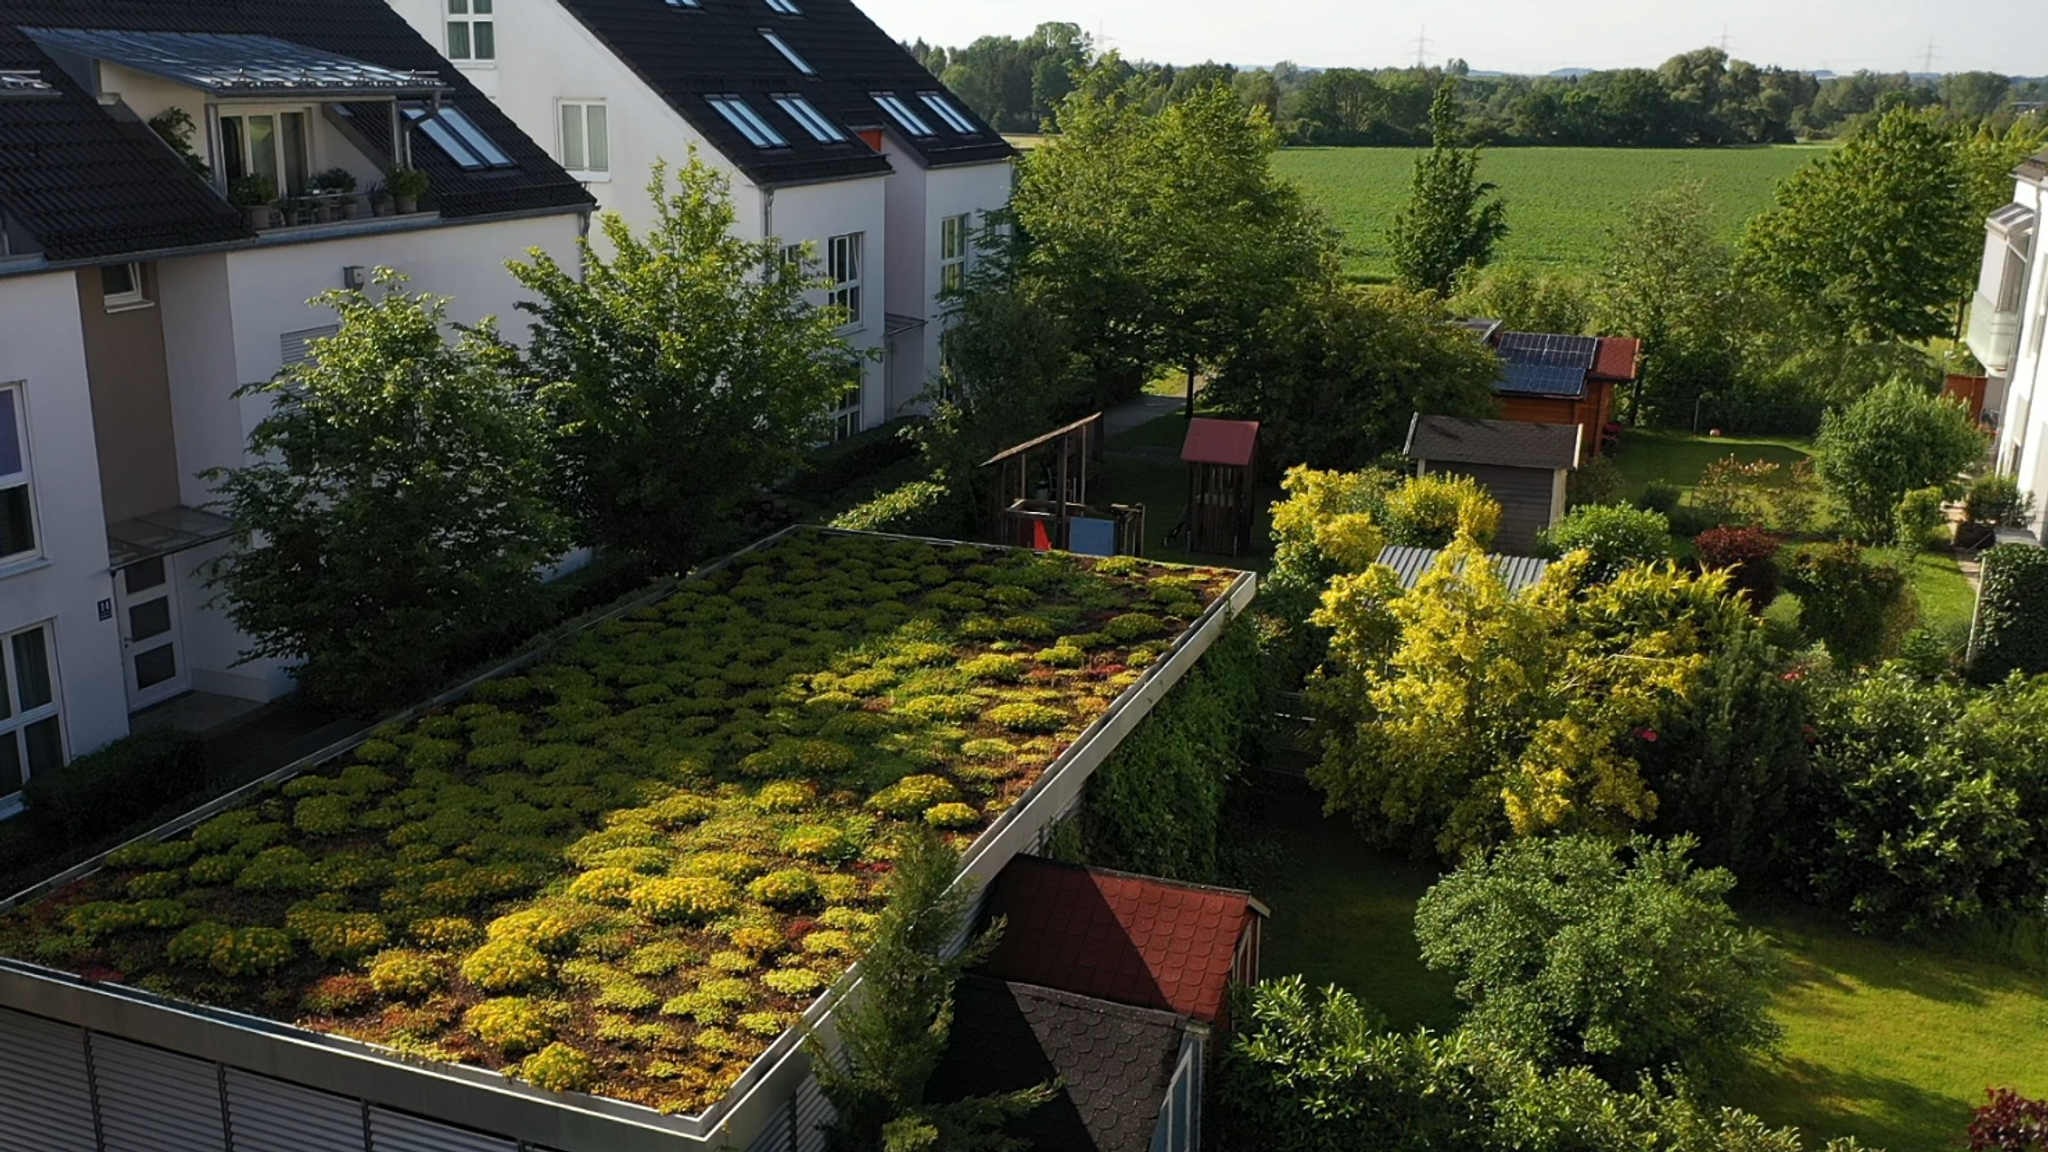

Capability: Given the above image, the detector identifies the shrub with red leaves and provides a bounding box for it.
[1695,525,1783,610]
[1971,1087,2048,1151]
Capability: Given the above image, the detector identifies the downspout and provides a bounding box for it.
[762,185,774,248]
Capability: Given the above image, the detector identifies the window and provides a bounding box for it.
[559,101,610,177]
[774,95,845,142]
[447,0,495,61]
[919,92,978,135]
[0,622,62,799]
[707,96,787,148]
[830,377,862,442]
[101,263,149,311]
[940,213,971,293]
[760,31,815,75]
[665,0,700,6]
[765,0,802,12]
[0,385,37,566]
[401,104,515,170]
[219,110,309,196]
[776,242,806,284]
[829,232,864,328]
[873,93,933,136]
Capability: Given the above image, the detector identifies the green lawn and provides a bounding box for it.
[1890,550,1978,637]
[1611,427,1814,502]
[1240,782,2048,1150]
[1276,144,1827,280]
[1102,412,1278,572]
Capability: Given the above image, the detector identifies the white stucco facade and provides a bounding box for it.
[0,271,131,806]
[1974,164,2048,534]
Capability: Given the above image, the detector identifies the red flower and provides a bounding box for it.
[1635,728,1659,742]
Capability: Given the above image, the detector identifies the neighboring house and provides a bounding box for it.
[928,854,1270,1152]
[1462,322,1640,454]
[382,0,1018,435]
[1405,414,1584,553]
[0,0,591,813]
[1968,150,2048,533]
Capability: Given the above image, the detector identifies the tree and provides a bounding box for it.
[206,271,568,714]
[1388,78,1509,295]
[1812,376,1984,538]
[1205,282,1499,471]
[810,827,1052,1151]
[1740,105,1977,343]
[1449,264,1595,336]
[1594,185,1740,422]
[512,159,861,572]
[1414,835,1781,1086]
[1533,504,1673,579]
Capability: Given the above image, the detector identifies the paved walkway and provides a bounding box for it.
[1103,392,1187,438]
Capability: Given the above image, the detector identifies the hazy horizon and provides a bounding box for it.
[858,0,2048,78]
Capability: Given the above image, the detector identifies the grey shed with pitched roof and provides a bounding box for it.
[1404,414,1583,553]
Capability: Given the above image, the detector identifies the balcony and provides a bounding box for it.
[1969,291,2023,376]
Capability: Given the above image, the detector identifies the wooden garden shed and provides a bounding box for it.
[1181,418,1260,556]
[1405,414,1582,554]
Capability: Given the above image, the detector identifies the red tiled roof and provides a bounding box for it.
[1181,418,1260,468]
[975,856,1262,1025]
[1591,337,1642,382]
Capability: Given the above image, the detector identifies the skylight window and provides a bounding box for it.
[665,0,700,7]
[774,95,846,142]
[401,103,516,170]
[872,93,933,136]
[918,92,978,135]
[707,95,788,148]
[760,30,815,75]
[765,0,801,12]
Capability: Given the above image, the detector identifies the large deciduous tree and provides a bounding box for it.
[207,272,568,714]
[1739,105,1977,343]
[1594,185,1741,422]
[512,158,861,572]
[1812,375,1984,538]
[1387,77,1509,295]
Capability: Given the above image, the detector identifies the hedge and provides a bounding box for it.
[22,728,207,843]
[779,418,921,501]
[1973,544,2048,682]
[829,478,962,537]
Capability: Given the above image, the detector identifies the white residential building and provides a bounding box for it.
[382,0,1017,432]
[0,4,593,812]
[1970,149,2048,532]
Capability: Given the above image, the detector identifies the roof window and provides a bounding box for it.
[707,95,788,148]
[665,0,700,7]
[918,92,977,134]
[873,93,933,137]
[760,30,815,75]
[765,0,801,12]
[401,103,515,169]
[774,95,845,142]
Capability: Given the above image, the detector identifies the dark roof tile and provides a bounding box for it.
[1405,415,1582,471]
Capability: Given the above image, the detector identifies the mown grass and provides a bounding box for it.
[1277,144,1828,280]
[1101,412,1279,573]
[1242,782,2048,1151]
[1610,427,1815,502]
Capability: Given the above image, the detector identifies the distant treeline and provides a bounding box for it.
[904,24,2048,146]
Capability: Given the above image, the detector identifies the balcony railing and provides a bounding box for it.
[1968,290,2023,375]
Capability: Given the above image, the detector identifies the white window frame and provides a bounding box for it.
[764,0,801,12]
[940,213,971,294]
[101,262,149,311]
[830,377,862,442]
[0,383,40,569]
[707,95,788,149]
[558,100,610,180]
[446,0,495,63]
[919,92,978,135]
[217,107,314,197]
[773,95,844,142]
[0,620,63,804]
[873,93,933,136]
[829,232,864,330]
[760,30,815,75]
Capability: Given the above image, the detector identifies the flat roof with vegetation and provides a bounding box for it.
[0,531,1236,1116]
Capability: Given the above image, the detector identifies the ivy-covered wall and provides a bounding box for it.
[1073,620,1268,883]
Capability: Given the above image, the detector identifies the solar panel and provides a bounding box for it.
[1496,331,1598,370]
[21,29,447,97]
[1498,361,1589,397]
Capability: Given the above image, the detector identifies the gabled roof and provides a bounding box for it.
[549,0,1014,188]
[1181,418,1259,468]
[927,977,1185,1152]
[975,855,1264,1026]
[0,0,590,263]
[1405,414,1583,471]
[1590,336,1641,383]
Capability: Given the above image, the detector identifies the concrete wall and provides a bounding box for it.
[75,264,181,523]
[1992,173,2048,533]
[0,272,129,789]
[761,179,891,431]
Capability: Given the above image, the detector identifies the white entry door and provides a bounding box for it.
[117,556,188,710]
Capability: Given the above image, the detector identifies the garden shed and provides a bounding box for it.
[1477,329,1640,455]
[1180,418,1261,557]
[1404,414,1582,553]
[0,528,1257,1152]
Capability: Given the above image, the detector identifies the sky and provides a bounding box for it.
[856,0,2048,77]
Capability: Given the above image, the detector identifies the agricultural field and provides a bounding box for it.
[1277,144,1830,280]
[0,531,1237,1115]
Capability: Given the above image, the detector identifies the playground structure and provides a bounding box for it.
[981,413,1146,556]
[1179,418,1261,556]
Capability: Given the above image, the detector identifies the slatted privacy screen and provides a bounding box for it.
[742,1074,836,1152]
[369,1106,519,1152]
[226,1068,368,1152]
[90,1034,229,1152]
[0,1006,97,1152]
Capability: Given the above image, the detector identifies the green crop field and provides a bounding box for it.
[1276,144,1831,281]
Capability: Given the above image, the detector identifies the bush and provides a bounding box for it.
[1694,526,1784,610]
[1636,480,1682,517]
[23,729,206,843]
[1973,545,2048,682]
[829,480,961,538]
[1970,1087,2048,1151]
[1533,504,1670,577]
[1413,835,1781,1085]
[1383,474,1501,549]
[1783,543,1913,666]
[1964,474,2035,529]
[1893,486,1948,550]
[780,418,922,500]
[1813,377,1983,540]
[1566,458,1622,509]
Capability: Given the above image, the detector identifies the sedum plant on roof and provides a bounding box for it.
[0,532,1231,1114]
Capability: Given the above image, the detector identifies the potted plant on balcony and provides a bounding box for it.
[366,181,392,217]
[309,168,359,221]
[386,167,430,215]
[230,174,279,230]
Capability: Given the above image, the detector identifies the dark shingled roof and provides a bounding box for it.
[0,0,591,263]
[976,856,1260,1026]
[550,0,1013,187]
[1405,414,1582,471]
[927,977,1184,1152]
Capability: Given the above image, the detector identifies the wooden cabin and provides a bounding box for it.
[1405,414,1582,554]
[1181,418,1260,556]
